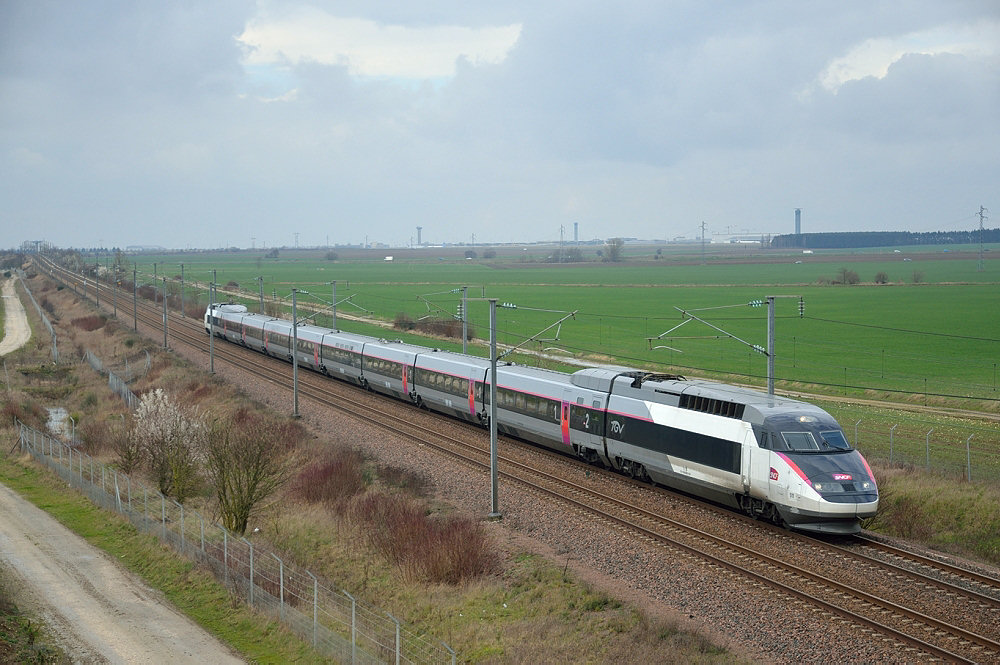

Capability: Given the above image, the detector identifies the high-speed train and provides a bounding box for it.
[206,303,878,534]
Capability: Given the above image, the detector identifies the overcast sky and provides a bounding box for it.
[2,1,997,250]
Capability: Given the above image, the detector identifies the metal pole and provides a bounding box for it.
[179,263,185,317]
[488,299,501,519]
[889,424,898,464]
[256,276,263,314]
[292,289,299,417]
[462,286,468,354]
[209,270,216,374]
[926,429,933,471]
[95,257,100,307]
[854,419,861,447]
[162,277,168,349]
[306,571,318,647]
[113,269,117,317]
[344,591,357,664]
[331,281,336,330]
[132,268,137,331]
[966,435,973,481]
[388,613,400,665]
[271,553,285,619]
[766,296,775,395]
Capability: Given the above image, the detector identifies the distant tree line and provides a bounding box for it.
[770,229,1000,249]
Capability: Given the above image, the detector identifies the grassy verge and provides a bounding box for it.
[867,461,1000,566]
[0,453,328,664]
[0,564,64,665]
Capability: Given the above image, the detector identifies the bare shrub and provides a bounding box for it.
[204,411,296,535]
[394,312,415,331]
[352,492,499,583]
[71,315,106,331]
[324,251,338,261]
[874,271,888,284]
[912,271,924,284]
[110,416,143,474]
[79,419,112,455]
[292,448,367,505]
[1,394,48,430]
[836,267,860,285]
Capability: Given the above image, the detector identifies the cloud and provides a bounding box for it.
[817,19,1000,92]
[237,7,522,80]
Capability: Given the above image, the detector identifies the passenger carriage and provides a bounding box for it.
[412,349,491,423]
[359,339,424,400]
[318,331,368,383]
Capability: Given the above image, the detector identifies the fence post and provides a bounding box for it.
[161,494,166,540]
[306,571,317,647]
[445,642,456,665]
[174,500,185,553]
[223,527,229,585]
[854,419,861,447]
[387,612,400,665]
[966,435,973,481]
[889,424,898,464]
[241,537,254,606]
[925,429,933,471]
[271,553,285,620]
[344,591,357,664]
[200,515,205,553]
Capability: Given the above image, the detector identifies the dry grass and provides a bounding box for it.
[867,461,1000,565]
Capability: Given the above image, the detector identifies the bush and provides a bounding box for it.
[912,271,925,284]
[393,312,415,331]
[292,448,367,505]
[324,251,338,261]
[351,492,499,583]
[874,271,889,284]
[71,315,106,331]
[837,268,860,285]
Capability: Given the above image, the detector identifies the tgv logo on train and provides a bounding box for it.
[206,302,878,535]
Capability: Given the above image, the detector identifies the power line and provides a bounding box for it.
[804,316,1000,342]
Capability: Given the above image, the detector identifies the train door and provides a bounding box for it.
[560,391,572,446]
[741,431,753,493]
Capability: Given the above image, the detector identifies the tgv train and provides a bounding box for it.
[206,303,878,534]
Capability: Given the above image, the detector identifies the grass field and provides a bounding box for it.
[126,246,1000,408]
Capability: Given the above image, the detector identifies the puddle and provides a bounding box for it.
[46,406,70,439]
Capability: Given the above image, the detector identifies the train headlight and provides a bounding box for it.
[860,481,873,490]
[813,482,823,491]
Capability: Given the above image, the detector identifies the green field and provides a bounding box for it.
[125,247,1000,410]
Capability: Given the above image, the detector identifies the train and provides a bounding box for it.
[205,303,878,534]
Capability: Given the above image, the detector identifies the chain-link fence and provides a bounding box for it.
[16,422,456,664]
[826,404,1000,484]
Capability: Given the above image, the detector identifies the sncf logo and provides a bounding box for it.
[769,468,779,481]
[833,473,853,481]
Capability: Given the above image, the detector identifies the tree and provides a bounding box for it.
[464,249,477,259]
[874,271,888,284]
[837,267,860,285]
[132,389,204,502]
[111,416,144,474]
[603,238,625,262]
[324,251,338,261]
[204,413,295,535]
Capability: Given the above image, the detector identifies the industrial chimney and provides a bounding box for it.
[794,209,801,235]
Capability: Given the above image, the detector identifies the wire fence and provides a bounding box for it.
[836,409,1000,484]
[15,269,58,362]
[16,422,456,664]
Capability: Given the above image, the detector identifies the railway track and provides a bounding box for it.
[36,256,1000,662]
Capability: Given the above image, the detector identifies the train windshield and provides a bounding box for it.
[780,429,851,452]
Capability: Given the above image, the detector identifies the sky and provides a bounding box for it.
[1,1,998,250]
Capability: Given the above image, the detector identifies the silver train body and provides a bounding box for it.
[206,304,878,534]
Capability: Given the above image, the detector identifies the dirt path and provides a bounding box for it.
[0,277,31,356]
[0,480,244,664]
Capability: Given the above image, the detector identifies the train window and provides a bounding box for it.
[781,432,819,451]
[819,430,850,450]
[593,400,601,409]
